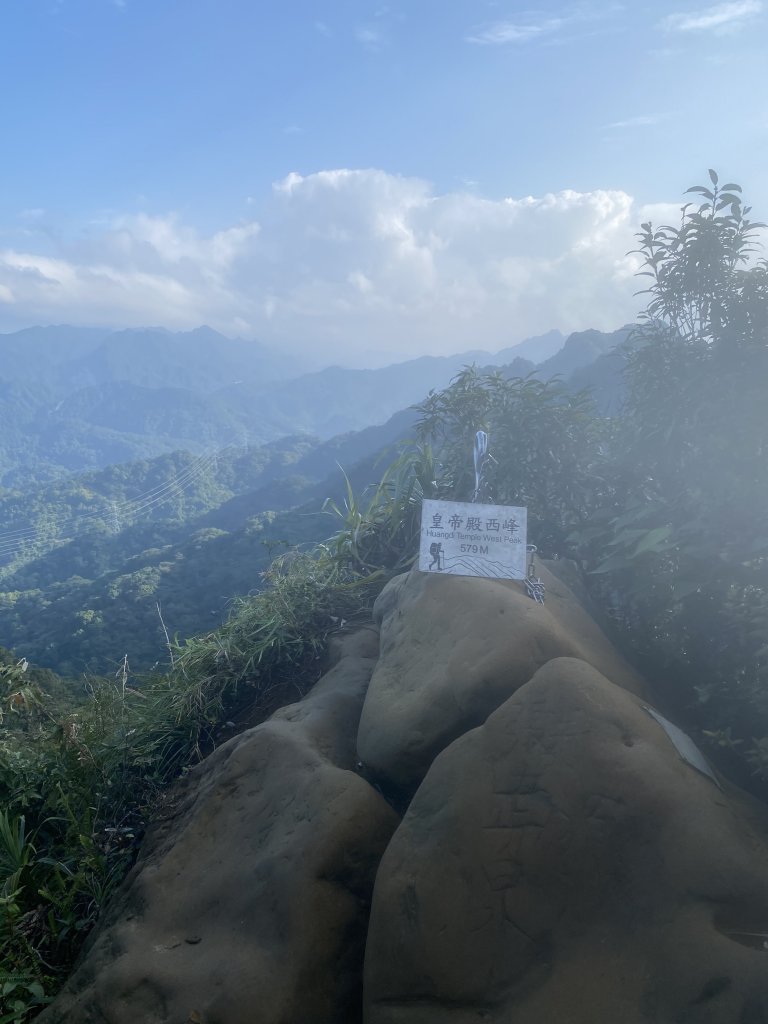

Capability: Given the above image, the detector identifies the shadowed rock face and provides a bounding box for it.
[41,628,400,1024]
[363,657,768,1024]
[357,563,647,792]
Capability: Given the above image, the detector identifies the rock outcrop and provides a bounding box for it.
[43,567,768,1024]
[41,627,399,1024]
[364,656,768,1023]
[357,563,647,791]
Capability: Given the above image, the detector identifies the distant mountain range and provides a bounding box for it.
[0,325,568,485]
[0,325,295,394]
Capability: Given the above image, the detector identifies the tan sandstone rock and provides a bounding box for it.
[363,657,768,1024]
[357,563,647,790]
[42,627,399,1024]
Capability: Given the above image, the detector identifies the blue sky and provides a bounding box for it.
[0,0,766,364]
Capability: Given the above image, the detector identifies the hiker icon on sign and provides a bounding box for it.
[428,542,444,571]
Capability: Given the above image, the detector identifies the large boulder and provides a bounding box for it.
[364,657,768,1023]
[42,627,399,1024]
[357,564,647,790]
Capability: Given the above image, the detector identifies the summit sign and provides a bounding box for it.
[418,498,527,580]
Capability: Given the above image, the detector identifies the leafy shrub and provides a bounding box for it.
[416,368,606,554]
[579,172,768,787]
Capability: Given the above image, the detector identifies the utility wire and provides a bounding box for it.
[0,435,247,565]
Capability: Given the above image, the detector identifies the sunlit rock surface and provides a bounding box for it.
[364,657,768,1024]
[357,563,647,791]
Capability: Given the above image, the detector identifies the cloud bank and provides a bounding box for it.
[0,169,664,364]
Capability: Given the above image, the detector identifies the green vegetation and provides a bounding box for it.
[1,171,767,1019]
[0,507,327,677]
[0,554,377,1020]
[0,409,420,678]
[579,171,768,783]
[0,432,392,675]
[416,371,605,553]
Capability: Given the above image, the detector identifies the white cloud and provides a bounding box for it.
[468,17,566,44]
[0,170,668,364]
[468,4,625,45]
[660,0,762,33]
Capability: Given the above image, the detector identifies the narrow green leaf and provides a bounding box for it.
[633,525,674,556]
[590,553,635,574]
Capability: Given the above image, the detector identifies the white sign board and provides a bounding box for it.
[418,499,527,579]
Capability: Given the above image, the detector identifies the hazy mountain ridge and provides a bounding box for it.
[0,327,566,484]
[532,326,632,380]
[0,325,295,394]
[492,328,565,364]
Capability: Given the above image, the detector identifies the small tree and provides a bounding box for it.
[416,368,605,555]
[589,172,768,785]
[625,169,768,495]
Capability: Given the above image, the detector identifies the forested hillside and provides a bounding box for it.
[0,411,416,674]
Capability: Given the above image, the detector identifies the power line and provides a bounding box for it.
[0,435,247,566]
